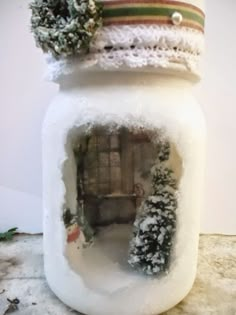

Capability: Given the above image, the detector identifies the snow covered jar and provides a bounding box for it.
[30,0,206,314]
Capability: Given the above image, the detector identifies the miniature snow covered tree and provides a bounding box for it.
[128,141,178,275]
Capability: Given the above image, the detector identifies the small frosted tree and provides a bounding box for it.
[128,141,177,275]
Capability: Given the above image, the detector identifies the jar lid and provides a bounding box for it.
[30,0,205,81]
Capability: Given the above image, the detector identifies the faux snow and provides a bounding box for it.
[68,224,143,293]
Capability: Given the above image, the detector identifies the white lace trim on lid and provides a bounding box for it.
[46,25,204,81]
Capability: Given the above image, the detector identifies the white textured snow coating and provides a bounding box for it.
[140,217,158,231]
[43,73,206,315]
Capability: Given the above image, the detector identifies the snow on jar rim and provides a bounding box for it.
[30,0,205,81]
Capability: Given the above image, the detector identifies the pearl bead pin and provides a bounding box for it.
[171,12,183,26]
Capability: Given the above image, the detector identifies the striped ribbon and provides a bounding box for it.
[101,0,205,33]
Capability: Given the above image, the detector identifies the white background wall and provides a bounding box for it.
[0,0,235,234]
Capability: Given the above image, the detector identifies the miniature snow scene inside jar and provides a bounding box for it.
[30,0,206,314]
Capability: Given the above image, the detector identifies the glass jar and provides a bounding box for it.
[43,71,206,315]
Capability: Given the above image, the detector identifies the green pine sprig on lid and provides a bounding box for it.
[30,0,103,58]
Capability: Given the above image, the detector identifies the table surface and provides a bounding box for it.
[0,234,235,315]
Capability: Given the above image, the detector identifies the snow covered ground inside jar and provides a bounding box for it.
[69,224,144,293]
